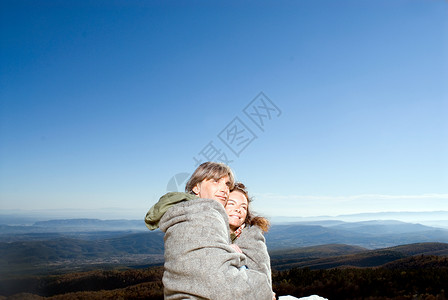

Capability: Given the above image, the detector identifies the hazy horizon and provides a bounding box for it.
[2,207,447,223]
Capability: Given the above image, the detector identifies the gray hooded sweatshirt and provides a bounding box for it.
[145,192,273,300]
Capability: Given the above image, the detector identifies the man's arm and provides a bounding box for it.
[160,199,273,300]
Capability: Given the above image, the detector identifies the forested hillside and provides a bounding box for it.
[1,256,447,300]
[1,243,448,299]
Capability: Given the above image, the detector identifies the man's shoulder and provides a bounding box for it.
[160,197,227,228]
[160,198,231,244]
[170,197,223,211]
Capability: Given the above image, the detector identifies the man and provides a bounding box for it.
[145,162,273,300]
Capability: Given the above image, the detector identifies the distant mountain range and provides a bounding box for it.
[2,216,448,276]
[270,211,448,228]
[2,217,448,248]
[0,231,165,276]
[2,210,448,227]
[265,219,448,250]
[0,218,145,233]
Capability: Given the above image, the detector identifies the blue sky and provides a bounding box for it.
[1,0,447,219]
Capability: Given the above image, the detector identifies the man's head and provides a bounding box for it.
[185,162,235,205]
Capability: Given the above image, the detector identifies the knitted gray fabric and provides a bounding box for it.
[159,198,273,300]
[234,225,272,287]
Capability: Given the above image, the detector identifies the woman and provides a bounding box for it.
[226,182,270,239]
[226,184,326,300]
[225,182,272,286]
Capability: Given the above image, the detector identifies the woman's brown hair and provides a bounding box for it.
[231,182,270,232]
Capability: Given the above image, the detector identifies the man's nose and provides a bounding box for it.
[220,183,229,193]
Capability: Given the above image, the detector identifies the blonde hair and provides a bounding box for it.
[231,182,270,233]
[185,162,235,194]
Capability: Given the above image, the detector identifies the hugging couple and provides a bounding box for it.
[145,161,326,300]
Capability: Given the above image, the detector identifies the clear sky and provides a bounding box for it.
[1,0,447,219]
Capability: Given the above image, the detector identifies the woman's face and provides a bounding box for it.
[225,190,248,232]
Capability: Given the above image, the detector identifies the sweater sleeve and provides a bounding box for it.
[144,192,197,230]
[159,199,273,300]
[235,225,272,286]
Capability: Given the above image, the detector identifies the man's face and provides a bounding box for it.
[192,175,231,206]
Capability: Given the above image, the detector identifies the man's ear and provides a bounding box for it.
[192,184,200,195]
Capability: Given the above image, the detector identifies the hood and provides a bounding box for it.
[144,192,197,230]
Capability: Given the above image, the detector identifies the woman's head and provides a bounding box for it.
[226,183,249,232]
[185,162,235,205]
[226,182,270,233]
